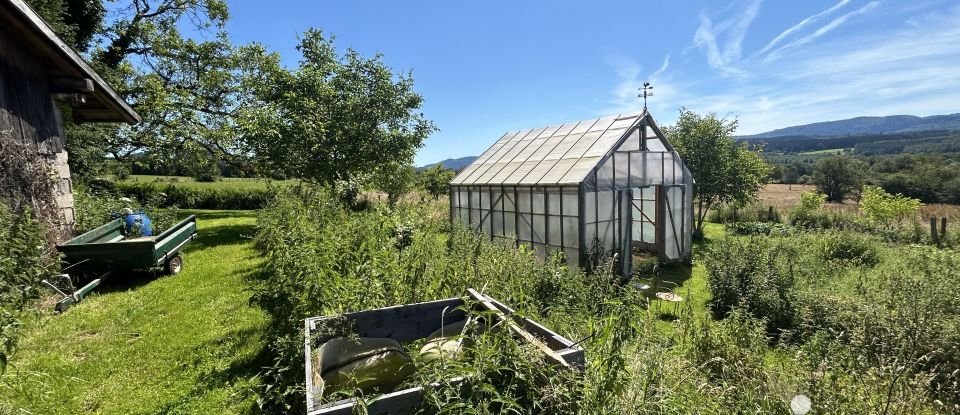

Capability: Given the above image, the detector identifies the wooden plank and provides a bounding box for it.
[467,289,570,369]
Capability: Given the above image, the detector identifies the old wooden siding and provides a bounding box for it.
[0,22,75,235]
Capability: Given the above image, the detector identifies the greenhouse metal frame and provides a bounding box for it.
[449,111,693,277]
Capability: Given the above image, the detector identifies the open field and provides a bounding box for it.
[798,148,848,155]
[758,183,960,222]
[121,175,296,191]
[0,211,268,414]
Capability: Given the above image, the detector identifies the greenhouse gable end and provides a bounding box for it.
[449,111,694,277]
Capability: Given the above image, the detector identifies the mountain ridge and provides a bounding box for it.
[743,113,960,139]
[419,156,477,171]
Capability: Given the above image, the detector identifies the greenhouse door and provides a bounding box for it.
[661,185,686,261]
[618,189,632,277]
[630,186,657,255]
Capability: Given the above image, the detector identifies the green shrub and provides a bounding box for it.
[113,182,273,210]
[703,237,800,337]
[707,203,781,224]
[0,203,56,370]
[816,232,881,266]
[725,221,791,236]
[860,185,922,228]
[73,185,178,235]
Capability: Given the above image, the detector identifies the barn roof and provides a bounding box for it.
[1,0,140,124]
[451,112,645,186]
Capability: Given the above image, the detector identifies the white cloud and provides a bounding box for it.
[611,1,960,134]
[756,0,850,56]
[763,1,882,62]
[692,0,762,77]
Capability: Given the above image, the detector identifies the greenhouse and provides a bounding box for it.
[449,111,694,277]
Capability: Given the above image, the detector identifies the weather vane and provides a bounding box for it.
[638,82,653,111]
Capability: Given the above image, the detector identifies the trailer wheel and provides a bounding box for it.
[165,255,183,275]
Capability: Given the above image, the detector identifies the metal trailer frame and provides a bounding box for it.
[46,214,198,312]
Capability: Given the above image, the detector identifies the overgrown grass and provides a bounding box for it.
[0,211,269,414]
[3,190,956,414]
[251,187,951,414]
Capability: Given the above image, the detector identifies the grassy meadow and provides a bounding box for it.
[2,187,959,414]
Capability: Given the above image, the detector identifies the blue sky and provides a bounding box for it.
[225,0,960,165]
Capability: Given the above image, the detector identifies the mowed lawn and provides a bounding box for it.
[0,211,268,415]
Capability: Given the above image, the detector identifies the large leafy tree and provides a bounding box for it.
[29,0,274,179]
[812,156,866,202]
[241,29,436,185]
[665,109,771,237]
[373,161,416,206]
[418,165,456,200]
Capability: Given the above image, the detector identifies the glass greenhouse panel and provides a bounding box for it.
[532,191,545,214]
[492,211,504,236]
[646,136,668,152]
[517,188,531,213]
[546,191,560,215]
[560,156,601,184]
[504,191,516,211]
[561,191,578,216]
[547,216,562,246]
[563,130,603,159]
[532,215,545,244]
[518,160,557,184]
[584,127,627,157]
[450,111,694,276]
[539,159,577,184]
[562,217,578,248]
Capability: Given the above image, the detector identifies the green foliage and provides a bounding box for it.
[725,221,791,236]
[373,162,416,206]
[811,156,867,202]
[797,190,827,214]
[790,190,827,226]
[703,237,799,336]
[42,0,272,180]
[704,234,960,409]
[73,185,178,235]
[706,203,781,224]
[816,231,881,266]
[418,165,456,200]
[241,29,435,185]
[860,185,922,228]
[666,109,771,236]
[110,181,272,210]
[24,0,104,52]
[0,204,56,371]
[250,188,638,413]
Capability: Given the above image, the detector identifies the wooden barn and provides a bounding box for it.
[0,0,139,239]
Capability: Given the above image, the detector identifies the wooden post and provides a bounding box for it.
[768,206,775,222]
[941,217,948,246]
[930,217,939,247]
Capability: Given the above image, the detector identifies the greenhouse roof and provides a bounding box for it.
[451,112,644,186]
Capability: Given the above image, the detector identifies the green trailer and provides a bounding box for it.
[46,215,198,312]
